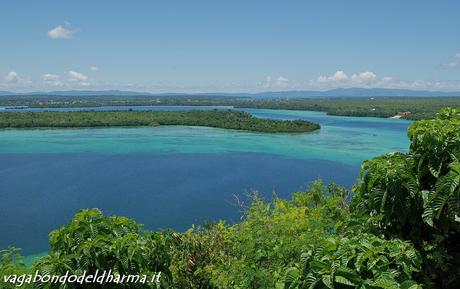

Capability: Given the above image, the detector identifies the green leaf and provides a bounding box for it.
[400,280,422,289]
[335,275,356,286]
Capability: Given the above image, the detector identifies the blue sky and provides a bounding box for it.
[1,0,460,92]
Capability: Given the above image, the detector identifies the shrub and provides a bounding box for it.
[35,209,173,289]
[284,234,421,289]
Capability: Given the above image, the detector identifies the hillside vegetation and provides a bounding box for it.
[1,108,459,289]
[0,110,320,133]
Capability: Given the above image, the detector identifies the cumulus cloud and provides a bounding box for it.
[311,70,401,89]
[254,70,460,92]
[315,70,378,86]
[90,66,98,71]
[317,70,348,83]
[309,69,460,91]
[42,73,63,86]
[47,25,76,39]
[42,73,59,81]
[5,71,19,83]
[263,76,290,88]
[1,71,33,88]
[68,71,90,86]
[351,71,377,83]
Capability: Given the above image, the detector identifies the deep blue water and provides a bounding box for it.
[0,153,358,254]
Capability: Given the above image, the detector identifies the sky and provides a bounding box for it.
[1,0,460,93]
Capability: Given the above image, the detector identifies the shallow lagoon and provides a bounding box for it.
[0,108,411,254]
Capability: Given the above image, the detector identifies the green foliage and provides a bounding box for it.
[179,181,356,289]
[0,247,29,289]
[35,209,173,288]
[169,222,230,289]
[0,110,320,133]
[284,234,421,289]
[408,108,460,232]
[354,107,460,288]
[353,153,423,240]
[408,107,460,185]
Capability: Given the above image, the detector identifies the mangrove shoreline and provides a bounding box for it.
[0,110,320,133]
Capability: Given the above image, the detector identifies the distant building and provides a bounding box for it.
[397,111,411,116]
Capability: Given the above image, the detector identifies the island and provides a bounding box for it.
[0,109,320,133]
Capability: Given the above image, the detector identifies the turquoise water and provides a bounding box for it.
[0,109,412,255]
[0,109,410,166]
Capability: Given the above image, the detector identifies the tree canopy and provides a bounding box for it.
[0,110,320,133]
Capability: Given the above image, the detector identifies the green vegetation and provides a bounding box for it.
[38,210,172,288]
[0,110,320,133]
[230,98,460,120]
[3,95,460,120]
[353,107,460,287]
[1,108,459,288]
[284,234,421,289]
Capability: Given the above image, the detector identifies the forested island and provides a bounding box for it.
[0,110,320,133]
[1,108,459,288]
[2,95,460,120]
[228,97,460,120]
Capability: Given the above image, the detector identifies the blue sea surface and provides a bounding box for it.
[0,108,412,254]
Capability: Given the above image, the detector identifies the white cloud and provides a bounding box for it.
[311,70,395,89]
[351,71,377,83]
[316,70,377,85]
[47,25,76,39]
[263,76,290,88]
[442,52,460,68]
[90,66,98,71]
[42,73,59,81]
[317,70,348,83]
[2,67,460,92]
[42,73,63,86]
[5,71,19,83]
[309,69,460,91]
[316,70,377,86]
[1,71,33,89]
[68,71,90,86]
[68,71,88,82]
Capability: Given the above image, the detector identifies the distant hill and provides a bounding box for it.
[1,88,460,98]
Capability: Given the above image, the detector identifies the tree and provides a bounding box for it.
[353,108,460,288]
[35,209,173,289]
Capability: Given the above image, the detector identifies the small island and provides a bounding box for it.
[0,110,320,133]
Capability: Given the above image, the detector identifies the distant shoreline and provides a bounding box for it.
[2,96,460,120]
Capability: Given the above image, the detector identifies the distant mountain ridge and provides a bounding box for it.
[1,88,460,98]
